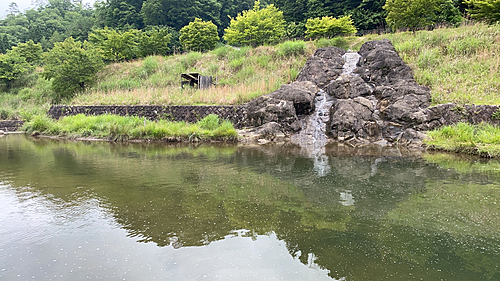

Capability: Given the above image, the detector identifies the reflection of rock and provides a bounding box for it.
[237,122,287,143]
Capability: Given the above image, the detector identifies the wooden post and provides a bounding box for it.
[199,76,213,89]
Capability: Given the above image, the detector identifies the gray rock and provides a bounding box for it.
[355,39,415,86]
[325,75,372,99]
[327,98,381,142]
[267,81,319,115]
[296,47,346,88]
[238,122,287,143]
[246,97,297,131]
[397,128,427,149]
[245,81,319,132]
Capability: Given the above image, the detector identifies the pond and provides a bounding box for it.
[0,134,499,281]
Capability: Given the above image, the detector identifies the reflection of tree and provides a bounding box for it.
[1,135,500,280]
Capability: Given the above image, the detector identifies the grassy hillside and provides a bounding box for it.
[71,42,318,106]
[1,23,499,121]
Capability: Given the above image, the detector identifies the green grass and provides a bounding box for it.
[370,23,500,105]
[71,44,316,106]
[424,122,500,157]
[2,23,500,124]
[22,114,238,142]
[0,75,53,120]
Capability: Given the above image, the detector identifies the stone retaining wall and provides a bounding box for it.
[0,120,24,132]
[48,105,248,129]
[415,104,500,131]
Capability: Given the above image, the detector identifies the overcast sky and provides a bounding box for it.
[0,0,96,19]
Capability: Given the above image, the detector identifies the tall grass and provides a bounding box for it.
[373,23,500,105]
[22,114,238,141]
[72,44,314,106]
[425,122,500,157]
[0,76,53,120]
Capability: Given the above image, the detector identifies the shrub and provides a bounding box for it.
[305,15,357,39]
[43,37,104,102]
[179,18,219,52]
[223,0,285,47]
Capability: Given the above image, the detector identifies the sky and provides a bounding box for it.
[0,0,96,19]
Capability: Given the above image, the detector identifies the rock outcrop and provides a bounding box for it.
[296,47,346,87]
[244,81,320,137]
[322,39,433,144]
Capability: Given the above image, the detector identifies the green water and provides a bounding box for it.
[0,134,499,281]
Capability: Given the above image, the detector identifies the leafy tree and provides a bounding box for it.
[89,27,139,61]
[350,0,387,31]
[0,50,32,89]
[285,22,306,38]
[140,0,165,26]
[465,0,500,24]
[10,40,43,65]
[384,0,441,32]
[223,0,285,46]
[274,0,308,23]
[43,37,104,101]
[435,0,463,25]
[138,27,172,56]
[179,18,219,51]
[305,15,357,39]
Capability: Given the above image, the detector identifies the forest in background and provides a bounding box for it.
[0,0,470,54]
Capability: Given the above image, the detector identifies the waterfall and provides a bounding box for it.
[291,51,361,177]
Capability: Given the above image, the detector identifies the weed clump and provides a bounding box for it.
[22,114,238,141]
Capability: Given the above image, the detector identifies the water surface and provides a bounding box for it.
[0,134,499,280]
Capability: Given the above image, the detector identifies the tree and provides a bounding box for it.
[465,0,500,24]
[43,37,104,101]
[10,40,43,65]
[435,0,463,25]
[89,27,139,61]
[384,0,441,32]
[179,18,219,51]
[224,0,285,46]
[305,15,357,39]
[138,27,172,56]
[0,51,32,89]
[350,0,387,31]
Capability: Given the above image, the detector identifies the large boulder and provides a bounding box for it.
[325,75,372,99]
[296,47,346,88]
[246,81,319,133]
[355,39,415,86]
[327,97,381,142]
[326,39,432,144]
[267,81,319,115]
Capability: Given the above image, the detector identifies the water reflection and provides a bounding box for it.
[0,135,499,280]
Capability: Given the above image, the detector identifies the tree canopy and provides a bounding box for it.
[43,37,104,100]
[305,15,357,39]
[465,0,500,23]
[223,1,285,46]
[384,0,441,32]
[179,18,219,52]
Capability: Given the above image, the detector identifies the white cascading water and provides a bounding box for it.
[291,51,361,177]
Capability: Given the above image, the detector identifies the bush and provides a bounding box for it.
[223,0,285,47]
[43,37,104,101]
[179,18,219,52]
[197,114,220,130]
[305,15,357,39]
